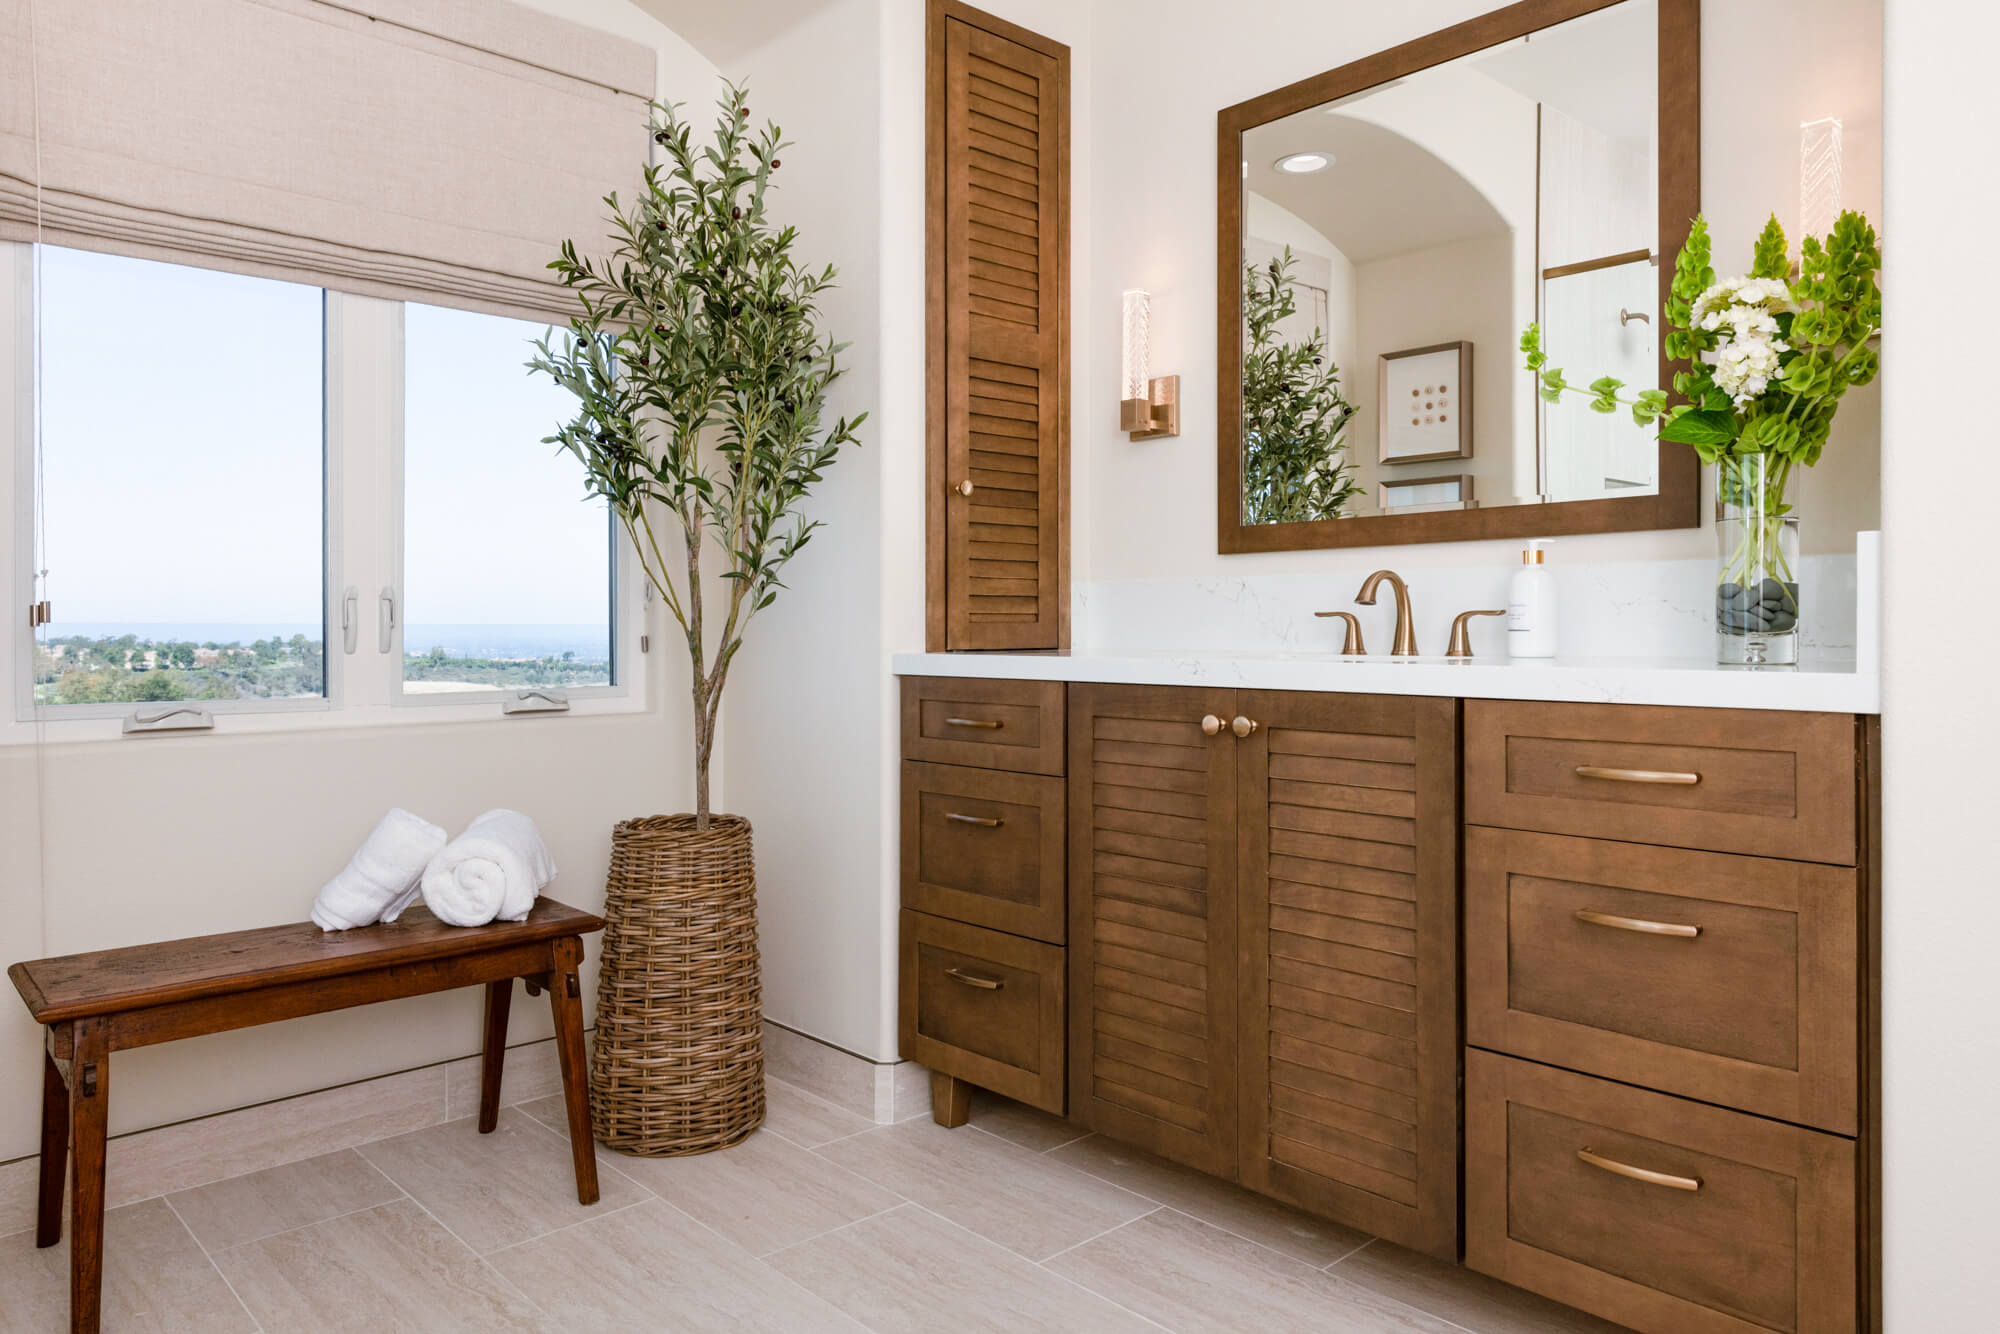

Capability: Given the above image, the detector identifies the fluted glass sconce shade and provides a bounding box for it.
[1120,289,1178,440]
[1799,116,1843,240]
[1121,290,1150,402]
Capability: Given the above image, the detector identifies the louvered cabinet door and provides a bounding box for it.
[933,3,1068,649]
[1068,684,1239,1178]
[1236,691,1461,1259]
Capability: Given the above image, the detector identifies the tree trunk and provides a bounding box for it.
[692,692,713,829]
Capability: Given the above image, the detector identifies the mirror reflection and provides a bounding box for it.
[1237,0,1658,524]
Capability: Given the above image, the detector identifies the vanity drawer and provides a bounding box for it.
[901,677,1067,775]
[1467,1050,1856,1334]
[899,910,1065,1115]
[1466,828,1859,1132]
[1463,700,1856,863]
[902,761,1066,943]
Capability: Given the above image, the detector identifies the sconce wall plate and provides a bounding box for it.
[1122,375,1181,440]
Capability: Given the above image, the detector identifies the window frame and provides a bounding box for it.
[385,302,629,711]
[2,243,647,744]
[6,245,340,727]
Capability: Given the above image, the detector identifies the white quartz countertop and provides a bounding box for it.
[891,650,1880,714]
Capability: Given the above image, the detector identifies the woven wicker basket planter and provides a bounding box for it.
[589,813,764,1156]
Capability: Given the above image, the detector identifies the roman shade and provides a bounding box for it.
[0,0,655,319]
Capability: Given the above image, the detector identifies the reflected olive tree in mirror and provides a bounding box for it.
[1241,249,1359,525]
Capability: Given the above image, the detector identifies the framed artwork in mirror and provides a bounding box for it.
[1379,342,1473,465]
[1381,474,1475,511]
[1217,0,1700,553]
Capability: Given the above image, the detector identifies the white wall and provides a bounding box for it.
[1244,192,1356,385]
[1086,0,1883,581]
[1879,1,2000,1327]
[0,0,717,1164]
[1350,234,1518,508]
[725,0,892,1060]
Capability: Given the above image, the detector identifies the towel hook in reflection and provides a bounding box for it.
[1619,308,1650,326]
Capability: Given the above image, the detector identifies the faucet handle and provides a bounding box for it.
[1446,609,1508,659]
[1313,611,1366,655]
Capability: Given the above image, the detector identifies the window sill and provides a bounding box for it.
[1,691,652,747]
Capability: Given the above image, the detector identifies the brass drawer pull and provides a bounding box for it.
[945,967,1004,990]
[1577,1146,1702,1192]
[944,716,1004,730]
[1574,908,1701,938]
[1575,765,1700,786]
[944,812,1003,828]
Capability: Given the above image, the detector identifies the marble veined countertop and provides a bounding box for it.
[890,649,1880,715]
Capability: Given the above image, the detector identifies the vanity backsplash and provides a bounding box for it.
[1076,551,1864,662]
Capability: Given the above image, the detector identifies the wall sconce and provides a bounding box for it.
[1120,289,1180,440]
[1799,116,1843,240]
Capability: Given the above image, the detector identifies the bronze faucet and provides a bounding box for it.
[1356,570,1419,656]
[1446,609,1507,658]
[1312,610,1366,655]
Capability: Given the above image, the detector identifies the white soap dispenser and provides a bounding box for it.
[1507,539,1558,658]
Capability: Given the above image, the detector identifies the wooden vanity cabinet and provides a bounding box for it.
[899,676,1071,1122]
[1066,684,1462,1258]
[1462,701,1875,1334]
[1066,684,1241,1178]
[1234,690,1460,1259]
[900,678,1878,1322]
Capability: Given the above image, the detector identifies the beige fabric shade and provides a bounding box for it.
[0,0,655,320]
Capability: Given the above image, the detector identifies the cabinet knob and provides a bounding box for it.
[1232,716,1259,738]
[1201,714,1222,736]
[954,479,975,497]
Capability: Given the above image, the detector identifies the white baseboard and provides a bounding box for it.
[760,1020,931,1124]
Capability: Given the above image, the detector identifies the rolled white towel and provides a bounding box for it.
[312,809,450,932]
[421,809,556,927]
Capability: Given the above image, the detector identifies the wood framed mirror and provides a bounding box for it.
[1217,0,1699,553]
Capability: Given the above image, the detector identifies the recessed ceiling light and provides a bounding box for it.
[1275,152,1333,174]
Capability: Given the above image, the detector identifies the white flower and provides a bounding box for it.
[1689,275,1797,406]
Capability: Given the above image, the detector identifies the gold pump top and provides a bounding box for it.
[1522,549,1544,564]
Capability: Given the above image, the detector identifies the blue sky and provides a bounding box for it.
[38,247,609,637]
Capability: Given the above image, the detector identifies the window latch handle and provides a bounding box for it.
[341,586,359,655]
[378,587,397,654]
[122,704,215,735]
[502,689,571,716]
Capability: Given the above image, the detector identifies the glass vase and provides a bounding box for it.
[1714,455,1800,666]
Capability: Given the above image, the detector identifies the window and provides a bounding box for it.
[6,243,640,739]
[398,303,614,697]
[31,247,326,710]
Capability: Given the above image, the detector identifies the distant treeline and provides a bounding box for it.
[34,634,608,705]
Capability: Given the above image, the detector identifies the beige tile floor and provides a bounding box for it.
[0,1078,1633,1334]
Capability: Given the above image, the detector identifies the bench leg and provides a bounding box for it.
[478,980,512,1134]
[547,941,599,1206]
[69,1019,109,1334]
[38,1046,69,1247]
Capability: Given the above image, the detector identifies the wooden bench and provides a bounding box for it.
[7,898,604,1334]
